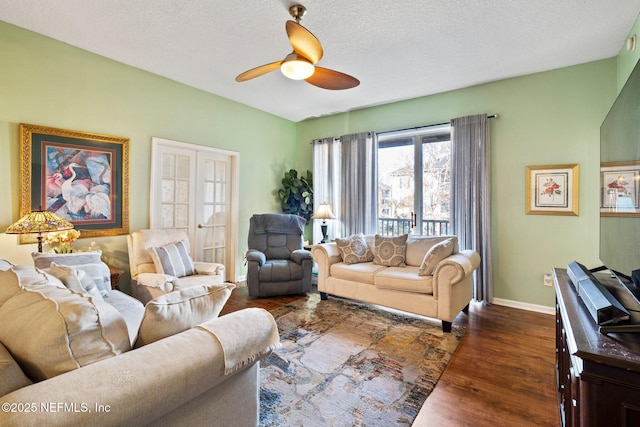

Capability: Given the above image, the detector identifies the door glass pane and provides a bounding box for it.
[161,179,174,203]
[176,180,189,203]
[377,142,414,236]
[162,154,175,178]
[421,140,451,236]
[177,156,190,179]
[175,205,189,227]
[161,205,174,228]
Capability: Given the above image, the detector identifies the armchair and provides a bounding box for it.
[127,229,225,304]
[246,213,313,297]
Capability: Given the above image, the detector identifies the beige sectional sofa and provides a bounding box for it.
[311,234,481,332]
[0,260,279,426]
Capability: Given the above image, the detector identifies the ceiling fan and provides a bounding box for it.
[235,4,360,90]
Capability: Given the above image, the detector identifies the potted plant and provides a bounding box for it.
[277,169,313,221]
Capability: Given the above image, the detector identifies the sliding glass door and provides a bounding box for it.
[377,124,451,236]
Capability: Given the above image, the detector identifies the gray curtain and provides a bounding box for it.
[451,114,493,303]
[312,132,377,241]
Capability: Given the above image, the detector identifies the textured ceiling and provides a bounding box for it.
[2,0,640,122]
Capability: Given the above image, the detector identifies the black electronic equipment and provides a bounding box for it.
[567,261,630,326]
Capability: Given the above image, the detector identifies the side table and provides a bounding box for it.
[108,265,124,291]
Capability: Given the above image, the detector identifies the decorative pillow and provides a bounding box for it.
[373,234,408,267]
[135,283,235,348]
[0,342,33,396]
[148,240,195,278]
[49,262,104,302]
[0,266,130,381]
[32,251,111,297]
[418,237,457,276]
[335,234,374,264]
[194,262,223,275]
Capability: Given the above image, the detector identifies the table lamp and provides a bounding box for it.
[311,203,336,243]
[6,210,74,252]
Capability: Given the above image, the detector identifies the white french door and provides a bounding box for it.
[150,137,239,281]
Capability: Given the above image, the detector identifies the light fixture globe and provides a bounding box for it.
[280,53,315,80]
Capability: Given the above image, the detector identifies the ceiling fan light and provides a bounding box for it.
[280,54,315,80]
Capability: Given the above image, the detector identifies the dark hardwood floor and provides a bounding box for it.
[221,285,560,427]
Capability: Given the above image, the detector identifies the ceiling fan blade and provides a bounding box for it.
[235,61,282,82]
[286,20,323,64]
[305,67,360,90]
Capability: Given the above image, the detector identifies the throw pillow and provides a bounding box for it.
[135,282,236,348]
[373,234,408,267]
[49,262,105,302]
[0,342,32,396]
[334,233,374,264]
[0,266,130,381]
[148,240,195,278]
[32,251,111,297]
[418,237,457,276]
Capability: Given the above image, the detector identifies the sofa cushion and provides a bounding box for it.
[148,240,195,278]
[48,262,105,302]
[0,266,130,381]
[103,290,145,347]
[0,342,32,395]
[32,251,111,297]
[334,233,374,264]
[135,283,235,348]
[418,237,458,276]
[405,235,459,267]
[374,266,434,294]
[330,262,387,285]
[373,234,408,267]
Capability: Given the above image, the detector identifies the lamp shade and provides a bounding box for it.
[311,203,336,220]
[6,210,74,252]
[6,210,74,235]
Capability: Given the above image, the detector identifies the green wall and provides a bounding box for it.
[296,60,617,308]
[0,21,298,281]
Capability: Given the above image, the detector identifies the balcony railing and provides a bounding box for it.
[377,218,449,236]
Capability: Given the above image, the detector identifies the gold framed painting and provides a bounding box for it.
[19,123,130,242]
[525,164,579,216]
[600,160,640,217]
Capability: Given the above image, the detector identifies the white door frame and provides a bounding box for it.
[150,137,240,282]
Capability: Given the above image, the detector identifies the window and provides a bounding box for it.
[377,124,451,236]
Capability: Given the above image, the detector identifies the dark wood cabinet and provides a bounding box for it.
[554,268,640,427]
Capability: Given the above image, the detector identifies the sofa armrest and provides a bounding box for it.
[245,249,266,266]
[311,243,342,291]
[0,308,279,426]
[193,262,225,276]
[433,250,481,299]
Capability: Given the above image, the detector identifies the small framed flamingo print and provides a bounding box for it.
[18,123,130,242]
[526,164,579,216]
[600,161,640,217]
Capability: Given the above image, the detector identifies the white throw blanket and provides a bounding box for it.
[197,308,281,374]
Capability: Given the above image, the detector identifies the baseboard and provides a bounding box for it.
[491,298,555,315]
[235,274,247,286]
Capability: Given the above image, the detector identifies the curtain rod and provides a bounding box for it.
[311,114,499,143]
[377,113,498,136]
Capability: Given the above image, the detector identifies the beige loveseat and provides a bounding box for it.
[0,261,279,426]
[311,234,481,332]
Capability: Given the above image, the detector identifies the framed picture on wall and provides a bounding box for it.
[525,164,579,216]
[18,123,130,243]
[600,160,640,217]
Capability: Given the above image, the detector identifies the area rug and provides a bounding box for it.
[259,294,465,426]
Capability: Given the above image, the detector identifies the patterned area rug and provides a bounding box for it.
[260,294,465,426]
